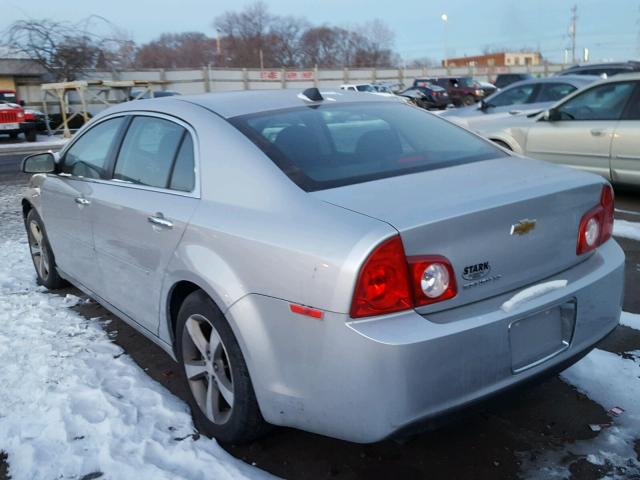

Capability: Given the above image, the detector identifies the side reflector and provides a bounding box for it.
[290,303,323,319]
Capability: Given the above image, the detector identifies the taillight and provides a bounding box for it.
[350,236,412,318]
[350,236,457,318]
[577,184,614,255]
[408,256,457,307]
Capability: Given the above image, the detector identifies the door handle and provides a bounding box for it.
[74,197,90,206]
[148,214,173,229]
[590,128,607,137]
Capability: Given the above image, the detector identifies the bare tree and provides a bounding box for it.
[214,1,275,67]
[270,16,309,67]
[2,16,133,80]
[136,33,216,68]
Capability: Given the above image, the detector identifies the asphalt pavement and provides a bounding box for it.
[0,151,639,479]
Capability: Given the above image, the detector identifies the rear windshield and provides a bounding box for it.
[230,102,505,191]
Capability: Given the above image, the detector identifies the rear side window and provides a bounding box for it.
[230,102,506,191]
[114,116,185,188]
[169,134,195,192]
[536,83,577,102]
[61,117,125,179]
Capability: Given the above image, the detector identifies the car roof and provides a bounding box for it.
[119,88,401,119]
[507,74,599,87]
[564,61,640,70]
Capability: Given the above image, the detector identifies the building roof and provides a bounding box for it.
[0,58,47,77]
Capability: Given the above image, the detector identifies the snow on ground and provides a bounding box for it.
[613,219,640,241]
[521,316,640,479]
[621,311,640,331]
[0,185,272,479]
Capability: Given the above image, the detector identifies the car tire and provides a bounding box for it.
[25,129,37,142]
[462,95,476,106]
[176,290,270,444]
[26,209,67,289]
[9,132,18,140]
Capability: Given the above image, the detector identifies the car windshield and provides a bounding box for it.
[457,78,479,87]
[0,92,17,102]
[230,102,505,191]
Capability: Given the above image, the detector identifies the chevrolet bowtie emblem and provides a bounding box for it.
[510,219,536,236]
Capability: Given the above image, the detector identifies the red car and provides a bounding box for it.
[0,90,37,142]
[414,77,496,106]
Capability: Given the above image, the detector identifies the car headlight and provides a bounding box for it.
[475,89,484,96]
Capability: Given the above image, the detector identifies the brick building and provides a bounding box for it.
[444,52,542,68]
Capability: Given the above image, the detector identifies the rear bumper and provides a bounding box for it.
[226,240,624,443]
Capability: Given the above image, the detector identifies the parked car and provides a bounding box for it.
[477,74,640,186]
[557,61,640,78]
[415,76,494,106]
[440,75,598,130]
[339,84,395,97]
[372,81,404,93]
[493,73,534,89]
[398,84,450,110]
[21,88,624,444]
[0,101,36,142]
[0,89,22,105]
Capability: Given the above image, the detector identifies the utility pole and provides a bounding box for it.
[569,5,578,64]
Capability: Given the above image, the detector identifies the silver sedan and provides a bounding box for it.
[21,88,624,443]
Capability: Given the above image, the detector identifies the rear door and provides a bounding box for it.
[610,82,640,185]
[89,114,199,333]
[41,116,127,292]
[524,81,635,178]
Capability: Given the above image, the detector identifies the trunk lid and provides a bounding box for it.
[312,156,605,314]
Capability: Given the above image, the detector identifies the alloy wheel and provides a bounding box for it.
[28,220,50,280]
[182,314,235,425]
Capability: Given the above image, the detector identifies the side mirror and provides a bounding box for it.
[22,152,56,174]
[479,100,490,111]
[543,108,561,122]
[19,100,25,107]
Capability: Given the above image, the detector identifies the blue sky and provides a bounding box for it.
[3,0,638,64]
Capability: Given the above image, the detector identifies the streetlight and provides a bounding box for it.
[441,14,449,69]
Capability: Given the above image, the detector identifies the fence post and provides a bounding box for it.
[242,68,248,90]
[313,65,318,87]
[281,67,286,89]
[371,67,377,83]
[398,67,404,87]
[202,66,211,92]
[343,67,349,84]
[159,69,167,91]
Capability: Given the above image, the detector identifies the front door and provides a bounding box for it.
[41,116,127,292]
[524,81,636,179]
[89,115,198,333]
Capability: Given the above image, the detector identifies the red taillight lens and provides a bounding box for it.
[350,236,457,318]
[577,184,614,255]
[350,236,412,318]
[408,256,457,307]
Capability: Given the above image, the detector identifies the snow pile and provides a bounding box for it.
[0,238,272,480]
[522,316,640,479]
[613,219,640,241]
[621,311,640,331]
[500,280,568,313]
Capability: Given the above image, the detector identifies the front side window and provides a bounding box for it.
[60,117,125,179]
[536,83,577,102]
[489,84,536,107]
[231,102,506,191]
[556,82,635,121]
[114,116,185,188]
